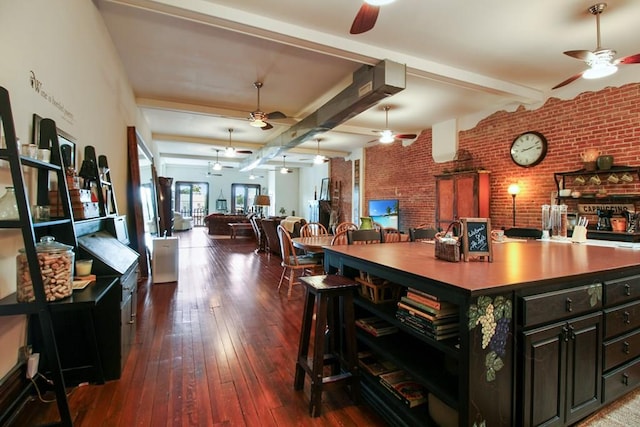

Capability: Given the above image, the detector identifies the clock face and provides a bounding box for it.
[510,131,548,167]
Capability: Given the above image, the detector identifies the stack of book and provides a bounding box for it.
[357,351,397,377]
[355,316,399,337]
[395,288,459,341]
[379,370,428,408]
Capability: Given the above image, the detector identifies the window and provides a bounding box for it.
[231,183,261,215]
[175,181,209,219]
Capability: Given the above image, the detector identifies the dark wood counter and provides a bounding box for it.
[324,241,640,427]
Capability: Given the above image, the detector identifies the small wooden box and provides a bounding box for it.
[356,274,401,304]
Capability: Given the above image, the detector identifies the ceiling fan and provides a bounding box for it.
[207,149,234,176]
[224,128,252,156]
[280,155,294,174]
[350,0,396,35]
[313,138,329,164]
[248,82,286,130]
[368,106,417,144]
[552,3,640,90]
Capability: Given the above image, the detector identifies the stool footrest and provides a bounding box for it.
[322,371,353,385]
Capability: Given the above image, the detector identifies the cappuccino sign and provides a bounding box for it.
[578,203,634,215]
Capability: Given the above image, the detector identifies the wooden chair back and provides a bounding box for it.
[381,227,402,243]
[347,229,383,245]
[277,225,298,266]
[409,227,438,242]
[334,221,358,234]
[330,230,349,246]
[300,222,328,237]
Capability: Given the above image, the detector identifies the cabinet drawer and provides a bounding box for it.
[605,275,640,306]
[602,357,640,404]
[521,284,602,327]
[604,300,640,339]
[603,329,640,371]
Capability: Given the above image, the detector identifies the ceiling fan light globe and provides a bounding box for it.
[280,167,288,174]
[314,154,325,164]
[225,146,235,157]
[213,162,222,171]
[365,0,395,5]
[583,64,618,79]
[250,119,266,128]
[379,130,395,143]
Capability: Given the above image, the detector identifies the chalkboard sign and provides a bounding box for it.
[460,218,493,262]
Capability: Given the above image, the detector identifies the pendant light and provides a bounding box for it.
[379,106,395,144]
[280,155,289,174]
[314,138,326,165]
[225,128,235,157]
[213,149,222,171]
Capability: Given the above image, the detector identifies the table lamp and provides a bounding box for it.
[254,194,271,217]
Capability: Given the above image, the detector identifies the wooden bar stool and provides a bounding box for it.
[294,275,360,417]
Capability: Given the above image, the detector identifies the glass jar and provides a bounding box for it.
[17,236,75,302]
[0,186,19,220]
[551,204,568,240]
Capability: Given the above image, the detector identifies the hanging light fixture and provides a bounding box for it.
[314,138,326,165]
[213,149,222,171]
[379,106,395,144]
[280,155,289,174]
[225,128,235,157]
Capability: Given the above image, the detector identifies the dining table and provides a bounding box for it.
[291,235,334,252]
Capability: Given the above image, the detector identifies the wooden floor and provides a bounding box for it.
[9,228,388,427]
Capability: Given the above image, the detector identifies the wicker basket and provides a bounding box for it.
[435,222,461,262]
[356,273,402,304]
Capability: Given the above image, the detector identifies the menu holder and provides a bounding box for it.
[460,218,493,262]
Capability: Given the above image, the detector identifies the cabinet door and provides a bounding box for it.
[455,174,478,219]
[564,312,602,425]
[522,322,566,427]
[521,312,602,427]
[436,176,454,230]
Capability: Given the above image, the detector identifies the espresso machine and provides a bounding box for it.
[596,209,613,231]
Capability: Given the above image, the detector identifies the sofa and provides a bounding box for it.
[204,213,251,235]
[173,212,193,231]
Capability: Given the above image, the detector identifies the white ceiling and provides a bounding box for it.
[95,0,640,171]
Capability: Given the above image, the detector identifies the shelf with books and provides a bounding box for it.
[379,370,428,408]
[354,293,460,358]
[359,372,433,427]
[356,327,459,410]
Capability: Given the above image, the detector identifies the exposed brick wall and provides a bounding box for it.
[332,83,640,232]
[329,157,352,224]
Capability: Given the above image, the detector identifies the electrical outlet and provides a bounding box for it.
[26,353,39,379]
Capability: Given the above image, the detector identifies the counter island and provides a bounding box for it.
[324,240,640,427]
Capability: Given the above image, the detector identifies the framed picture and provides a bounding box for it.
[320,178,330,201]
[32,114,76,169]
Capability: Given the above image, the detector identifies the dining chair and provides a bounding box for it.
[300,222,328,237]
[381,227,402,243]
[409,227,438,242]
[277,225,324,298]
[334,221,358,234]
[347,229,383,245]
[330,230,349,246]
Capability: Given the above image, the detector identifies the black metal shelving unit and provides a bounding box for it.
[0,86,77,426]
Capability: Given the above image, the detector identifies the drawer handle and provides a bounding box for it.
[623,341,630,354]
[624,311,631,325]
[623,373,629,386]
[566,298,573,312]
[625,284,632,296]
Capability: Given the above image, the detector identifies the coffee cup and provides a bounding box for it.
[621,172,634,183]
[607,173,619,184]
[574,176,586,185]
[491,229,505,242]
[589,175,601,185]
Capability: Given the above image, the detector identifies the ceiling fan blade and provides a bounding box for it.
[395,133,417,140]
[261,122,274,131]
[552,72,584,90]
[267,111,286,120]
[235,149,253,154]
[350,3,379,34]
[563,50,596,61]
[617,53,640,64]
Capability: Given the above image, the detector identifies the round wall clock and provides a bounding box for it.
[510,131,548,167]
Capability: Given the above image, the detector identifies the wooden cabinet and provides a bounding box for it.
[521,312,602,427]
[435,171,490,231]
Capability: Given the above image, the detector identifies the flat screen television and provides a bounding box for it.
[368,199,399,229]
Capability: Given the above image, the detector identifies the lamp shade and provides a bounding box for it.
[254,194,271,207]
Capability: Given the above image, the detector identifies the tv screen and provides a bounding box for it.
[368,199,399,229]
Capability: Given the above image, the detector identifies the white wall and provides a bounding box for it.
[0,0,147,379]
[299,162,329,219]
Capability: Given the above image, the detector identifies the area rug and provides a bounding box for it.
[577,388,640,426]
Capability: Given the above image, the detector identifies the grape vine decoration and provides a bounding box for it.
[468,295,512,382]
